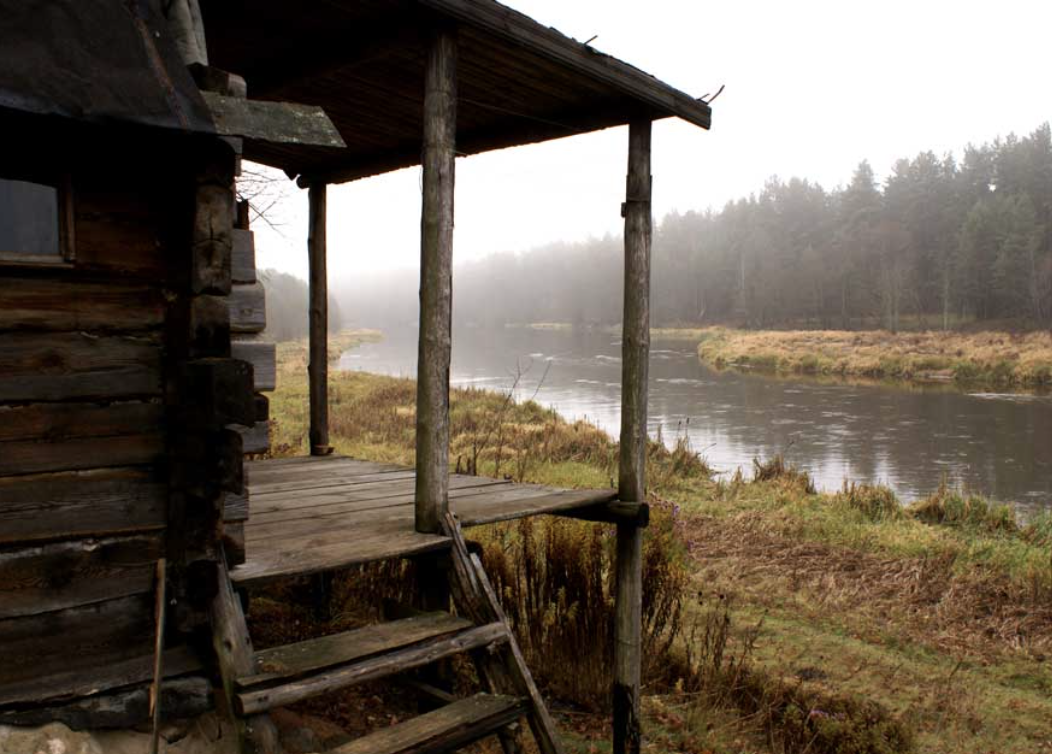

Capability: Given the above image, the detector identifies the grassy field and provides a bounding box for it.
[259,331,1052,753]
[680,326,1052,388]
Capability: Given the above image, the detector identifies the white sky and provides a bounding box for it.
[252,0,1052,282]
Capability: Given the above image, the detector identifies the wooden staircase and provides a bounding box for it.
[211,514,564,754]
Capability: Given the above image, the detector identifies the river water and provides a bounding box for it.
[339,327,1051,512]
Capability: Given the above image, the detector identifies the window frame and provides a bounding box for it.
[0,173,75,266]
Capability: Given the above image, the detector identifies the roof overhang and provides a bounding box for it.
[201,0,712,184]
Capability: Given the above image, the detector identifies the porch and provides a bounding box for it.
[231,454,637,586]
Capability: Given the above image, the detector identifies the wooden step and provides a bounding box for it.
[332,694,528,754]
[235,613,509,715]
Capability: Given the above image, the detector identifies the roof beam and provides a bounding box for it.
[248,21,425,97]
[416,0,711,129]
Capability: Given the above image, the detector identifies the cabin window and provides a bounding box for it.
[0,176,73,264]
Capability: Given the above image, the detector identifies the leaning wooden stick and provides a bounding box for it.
[149,558,167,754]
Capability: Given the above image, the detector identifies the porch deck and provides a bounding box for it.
[230,455,618,586]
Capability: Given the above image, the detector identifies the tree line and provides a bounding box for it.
[335,122,1052,333]
[260,268,343,342]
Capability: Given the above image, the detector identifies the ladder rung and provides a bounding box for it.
[331,693,528,754]
[236,620,509,715]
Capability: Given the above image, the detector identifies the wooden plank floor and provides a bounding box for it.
[231,455,617,586]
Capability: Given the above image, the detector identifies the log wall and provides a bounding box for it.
[0,123,241,716]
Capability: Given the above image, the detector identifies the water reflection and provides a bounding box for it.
[339,327,1052,512]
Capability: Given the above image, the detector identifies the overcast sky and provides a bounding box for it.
[251,0,1052,282]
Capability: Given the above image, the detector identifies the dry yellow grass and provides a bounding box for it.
[693,326,1052,387]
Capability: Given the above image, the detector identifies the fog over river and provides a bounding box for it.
[339,327,1052,514]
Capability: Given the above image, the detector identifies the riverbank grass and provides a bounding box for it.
[687,326,1052,387]
[261,333,1052,753]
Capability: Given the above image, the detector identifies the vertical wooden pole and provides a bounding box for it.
[614,118,652,754]
[415,27,457,534]
[308,182,331,456]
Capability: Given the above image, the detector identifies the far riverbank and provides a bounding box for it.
[684,326,1052,388]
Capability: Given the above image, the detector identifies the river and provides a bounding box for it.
[339,327,1051,513]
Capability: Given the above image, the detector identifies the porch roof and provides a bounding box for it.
[202,0,713,184]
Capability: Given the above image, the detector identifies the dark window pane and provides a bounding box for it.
[0,178,60,259]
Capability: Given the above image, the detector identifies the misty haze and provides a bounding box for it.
[5,1,1052,752]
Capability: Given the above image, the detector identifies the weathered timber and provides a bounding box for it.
[0,467,166,545]
[224,491,249,522]
[229,282,267,333]
[0,332,162,401]
[239,612,473,688]
[331,694,528,754]
[181,357,256,428]
[237,622,508,715]
[0,399,163,443]
[0,676,212,730]
[613,118,652,754]
[149,559,167,754]
[308,182,331,455]
[554,500,649,527]
[0,433,164,476]
[0,533,162,619]
[232,339,276,391]
[231,523,451,587]
[415,27,457,534]
[417,1,710,128]
[199,91,346,148]
[441,514,563,754]
[190,177,234,296]
[210,552,282,754]
[223,521,247,567]
[188,294,232,358]
[73,185,171,280]
[0,278,164,332]
[233,421,270,455]
[0,594,201,706]
[232,229,257,283]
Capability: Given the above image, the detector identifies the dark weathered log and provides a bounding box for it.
[331,694,527,754]
[232,229,257,283]
[0,467,166,544]
[170,428,244,500]
[191,182,234,296]
[73,184,172,280]
[415,27,457,534]
[210,552,283,754]
[239,612,472,689]
[233,421,270,455]
[229,282,267,333]
[189,294,232,358]
[222,521,247,567]
[0,278,164,332]
[237,622,507,715]
[441,514,563,754]
[554,500,649,527]
[613,118,652,754]
[0,434,164,477]
[0,594,201,706]
[0,676,212,730]
[149,559,167,754]
[199,91,346,148]
[180,358,256,429]
[0,332,162,401]
[308,182,331,455]
[232,339,276,391]
[0,534,163,619]
[0,399,164,443]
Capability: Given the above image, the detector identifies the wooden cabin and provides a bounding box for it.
[0,2,712,753]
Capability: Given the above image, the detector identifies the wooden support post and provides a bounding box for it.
[308,182,332,456]
[414,27,457,534]
[614,118,652,754]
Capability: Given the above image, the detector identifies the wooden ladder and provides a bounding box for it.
[210,515,564,754]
